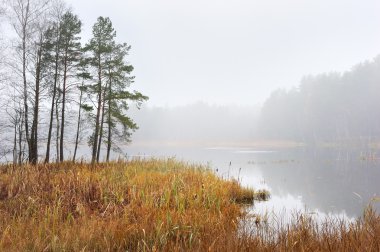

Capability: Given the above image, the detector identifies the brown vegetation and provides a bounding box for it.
[0,159,379,251]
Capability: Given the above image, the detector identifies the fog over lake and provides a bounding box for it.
[1,0,380,224]
[118,144,380,219]
[52,102,380,220]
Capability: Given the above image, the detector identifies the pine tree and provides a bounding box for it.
[85,17,147,163]
[85,16,116,163]
[44,18,63,163]
[59,11,82,162]
[73,58,91,162]
[104,42,148,161]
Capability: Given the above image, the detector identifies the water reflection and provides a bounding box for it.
[205,146,380,218]
[250,148,380,217]
[69,144,380,218]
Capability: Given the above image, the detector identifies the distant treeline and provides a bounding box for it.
[259,56,380,144]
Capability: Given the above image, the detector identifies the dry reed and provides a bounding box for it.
[0,159,378,251]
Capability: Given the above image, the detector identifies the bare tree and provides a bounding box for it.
[29,19,49,164]
[6,93,25,165]
[8,0,51,164]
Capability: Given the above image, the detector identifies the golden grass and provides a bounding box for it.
[0,159,263,251]
[0,159,379,251]
[240,206,380,252]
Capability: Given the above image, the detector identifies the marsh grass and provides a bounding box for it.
[0,159,261,251]
[0,159,379,251]
[239,205,380,251]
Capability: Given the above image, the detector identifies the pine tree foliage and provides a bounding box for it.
[84,16,148,163]
[1,3,147,164]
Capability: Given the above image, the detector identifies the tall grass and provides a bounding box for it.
[240,205,380,251]
[0,159,261,251]
[0,159,379,251]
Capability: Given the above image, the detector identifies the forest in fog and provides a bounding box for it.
[1,1,380,164]
[258,56,380,145]
[0,0,147,164]
[129,56,380,148]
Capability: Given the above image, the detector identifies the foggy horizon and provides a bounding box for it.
[65,0,380,107]
[127,54,380,109]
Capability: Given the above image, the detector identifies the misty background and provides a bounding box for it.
[1,0,380,153]
[0,0,379,218]
[58,0,380,149]
[64,0,380,107]
[121,55,380,149]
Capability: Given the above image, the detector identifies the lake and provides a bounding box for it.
[7,142,378,220]
[123,144,380,220]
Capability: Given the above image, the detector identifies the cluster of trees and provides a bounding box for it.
[0,0,147,164]
[258,56,380,144]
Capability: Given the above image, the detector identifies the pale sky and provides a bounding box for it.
[65,0,380,107]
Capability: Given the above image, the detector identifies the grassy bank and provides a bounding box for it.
[0,159,379,251]
[0,159,262,251]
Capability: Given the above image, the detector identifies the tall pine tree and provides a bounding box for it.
[104,42,147,161]
[85,16,116,163]
[85,17,147,163]
[59,11,82,162]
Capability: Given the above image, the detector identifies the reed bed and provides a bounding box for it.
[0,159,379,251]
[240,205,380,251]
[0,159,260,251]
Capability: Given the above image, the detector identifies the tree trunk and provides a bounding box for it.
[97,80,108,163]
[55,93,60,163]
[73,84,83,162]
[22,14,31,163]
[30,43,42,165]
[13,115,18,166]
[106,75,112,162]
[45,31,60,163]
[91,55,102,164]
[18,112,24,165]
[96,96,106,163]
[60,47,68,162]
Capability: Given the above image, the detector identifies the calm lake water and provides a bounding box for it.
[7,143,377,220]
[123,144,380,219]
